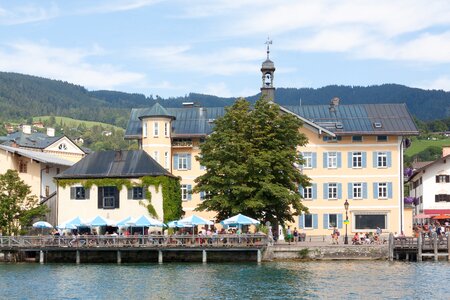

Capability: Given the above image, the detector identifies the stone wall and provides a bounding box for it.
[264,245,388,261]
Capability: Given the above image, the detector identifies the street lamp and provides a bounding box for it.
[344,199,349,244]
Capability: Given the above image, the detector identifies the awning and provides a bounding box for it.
[413,213,433,219]
[424,209,450,214]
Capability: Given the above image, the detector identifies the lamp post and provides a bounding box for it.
[344,199,349,244]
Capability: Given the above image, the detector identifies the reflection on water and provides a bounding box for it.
[1,261,449,299]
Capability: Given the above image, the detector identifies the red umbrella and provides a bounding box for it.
[432,214,450,220]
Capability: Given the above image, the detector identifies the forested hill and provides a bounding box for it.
[0,72,449,127]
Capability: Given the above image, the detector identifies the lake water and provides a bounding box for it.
[1,261,449,299]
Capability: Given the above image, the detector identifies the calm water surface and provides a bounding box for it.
[1,261,449,299]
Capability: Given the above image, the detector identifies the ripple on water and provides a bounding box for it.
[1,261,449,299]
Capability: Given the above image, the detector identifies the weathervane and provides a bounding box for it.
[265,36,272,59]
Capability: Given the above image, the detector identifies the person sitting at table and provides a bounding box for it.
[352,233,360,245]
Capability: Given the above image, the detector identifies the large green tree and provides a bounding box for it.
[0,170,47,235]
[194,97,310,226]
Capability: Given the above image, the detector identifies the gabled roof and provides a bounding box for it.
[408,154,450,182]
[55,150,174,179]
[138,102,175,120]
[2,131,61,149]
[125,102,419,139]
[0,145,74,166]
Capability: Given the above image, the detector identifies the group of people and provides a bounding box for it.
[351,226,384,245]
[413,222,449,238]
[285,226,306,244]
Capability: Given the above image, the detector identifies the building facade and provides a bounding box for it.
[408,146,450,216]
[55,150,176,225]
[125,52,419,236]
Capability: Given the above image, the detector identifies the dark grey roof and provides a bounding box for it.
[55,150,174,179]
[0,145,74,166]
[138,103,175,120]
[125,106,225,138]
[283,103,419,135]
[1,131,61,149]
[125,103,418,138]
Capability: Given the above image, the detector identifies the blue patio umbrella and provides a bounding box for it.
[167,221,191,228]
[116,216,132,227]
[32,221,53,229]
[88,216,117,227]
[176,215,214,227]
[123,215,165,235]
[221,214,260,226]
[57,216,88,230]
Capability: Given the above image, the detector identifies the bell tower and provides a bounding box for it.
[261,37,276,101]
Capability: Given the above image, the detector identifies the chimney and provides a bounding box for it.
[443,146,450,158]
[47,127,55,137]
[22,125,31,134]
[331,97,340,106]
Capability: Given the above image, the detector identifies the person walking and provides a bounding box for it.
[293,227,299,244]
[286,226,292,245]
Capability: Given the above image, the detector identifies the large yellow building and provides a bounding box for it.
[125,52,418,237]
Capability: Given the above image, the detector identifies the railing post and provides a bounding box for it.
[158,250,163,264]
[389,233,394,261]
[117,250,122,264]
[76,250,80,264]
[202,250,207,264]
[433,233,438,262]
[447,236,450,261]
[257,249,262,263]
[417,234,422,262]
[39,250,44,264]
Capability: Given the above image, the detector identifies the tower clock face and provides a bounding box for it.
[264,73,272,86]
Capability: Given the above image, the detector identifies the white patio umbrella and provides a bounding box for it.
[32,221,53,234]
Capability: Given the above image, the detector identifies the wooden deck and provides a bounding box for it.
[389,234,450,261]
[0,234,268,264]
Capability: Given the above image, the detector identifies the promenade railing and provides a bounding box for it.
[0,234,268,249]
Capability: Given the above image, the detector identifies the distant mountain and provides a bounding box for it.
[0,72,449,127]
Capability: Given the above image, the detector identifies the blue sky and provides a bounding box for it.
[1,0,450,98]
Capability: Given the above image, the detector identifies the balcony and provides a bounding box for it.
[172,138,193,148]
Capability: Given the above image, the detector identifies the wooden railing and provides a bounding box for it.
[0,234,268,249]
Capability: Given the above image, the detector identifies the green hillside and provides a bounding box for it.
[33,116,123,130]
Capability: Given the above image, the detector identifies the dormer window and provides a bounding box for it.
[58,143,67,151]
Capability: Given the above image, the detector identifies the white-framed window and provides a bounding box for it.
[328,214,337,228]
[153,151,159,163]
[378,183,387,199]
[153,122,159,137]
[178,154,188,170]
[143,122,147,138]
[327,152,337,168]
[355,214,386,230]
[70,186,89,200]
[377,152,387,168]
[164,122,169,137]
[302,152,313,168]
[164,152,169,169]
[352,152,362,168]
[102,186,116,209]
[436,175,450,183]
[303,186,313,200]
[328,183,338,199]
[181,184,192,201]
[304,214,313,228]
[353,183,362,199]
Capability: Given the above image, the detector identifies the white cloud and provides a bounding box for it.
[79,0,162,14]
[419,76,450,91]
[201,82,232,97]
[138,46,263,76]
[0,41,145,90]
[0,3,60,25]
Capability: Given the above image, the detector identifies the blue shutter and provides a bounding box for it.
[174,154,179,170]
[85,188,90,200]
[187,184,192,200]
[362,152,367,168]
[298,184,304,196]
[323,183,329,199]
[363,182,368,199]
[337,214,343,229]
[373,152,377,168]
[187,154,192,170]
[299,215,304,229]
[323,214,329,229]
[70,187,76,199]
[373,183,379,198]
[387,152,392,168]
[313,214,318,229]
[312,184,317,200]
[312,152,317,168]
[337,183,342,199]
[348,152,352,168]
[388,182,393,198]
[200,191,205,201]
[337,152,342,168]
[348,183,353,199]
[323,153,328,168]
[127,188,133,199]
